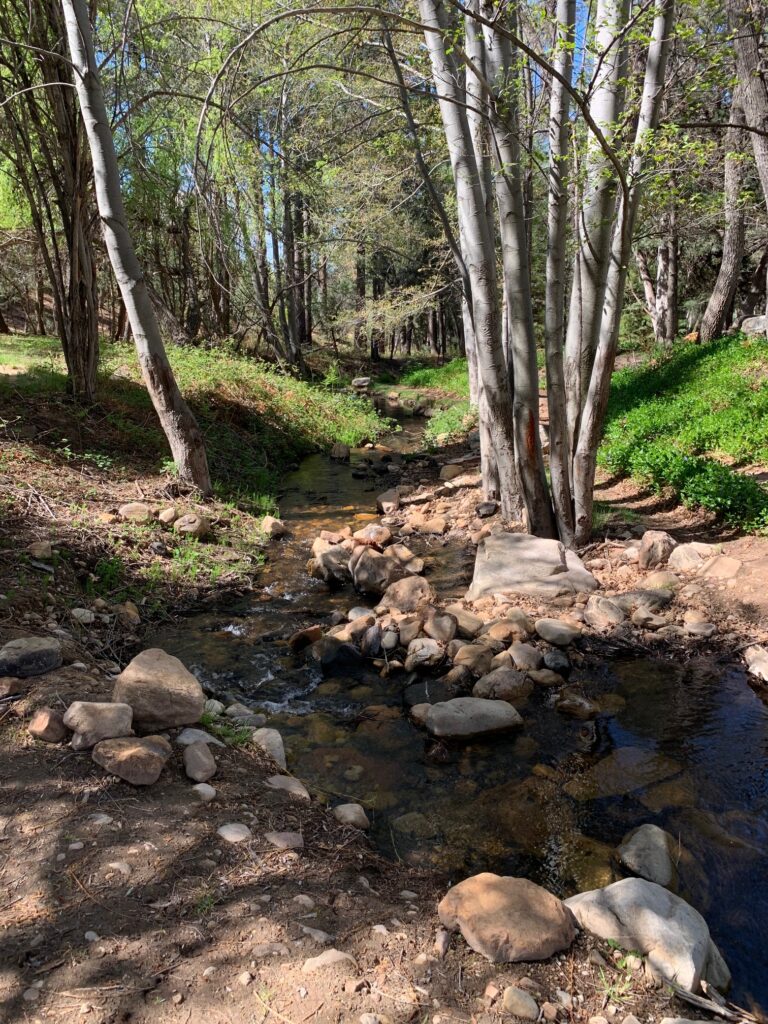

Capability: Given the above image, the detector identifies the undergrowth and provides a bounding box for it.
[400,358,475,445]
[600,335,768,531]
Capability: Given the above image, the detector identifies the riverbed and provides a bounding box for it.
[151,425,768,1010]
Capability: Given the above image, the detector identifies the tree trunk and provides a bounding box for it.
[354,240,366,349]
[544,0,577,545]
[61,0,211,493]
[700,101,747,343]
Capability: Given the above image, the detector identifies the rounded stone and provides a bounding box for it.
[217,822,252,843]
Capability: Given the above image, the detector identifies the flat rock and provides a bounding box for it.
[745,645,768,682]
[333,803,370,829]
[503,987,539,1019]
[617,824,678,889]
[438,873,576,962]
[218,822,252,843]
[264,775,311,801]
[0,637,62,677]
[424,697,522,739]
[565,878,729,992]
[302,948,356,972]
[467,534,598,601]
[584,596,626,629]
[378,575,435,613]
[63,701,133,750]
[28,707,67,743]
[264,830,303,850]
[92,735,172,785]
[445,604,483,639]
[173,513,211,538]
[668,543,716,573]
[113,649,204,730]
[701,555,741,579]
[252,727,287,769]
[183,741,217,782]
[118,501,153,523]
[472,667,532,704]
[405,637,444,672]
[176,727,225,747]
[535,618,581,646]
[564,747,680,801]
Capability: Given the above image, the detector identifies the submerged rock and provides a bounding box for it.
[564,746,681,801]
[423,697,522,738]
[438,873,576,962]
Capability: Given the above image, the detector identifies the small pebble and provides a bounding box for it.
[237,971,253,987]
[84,931,100,942]
[202,966,217,979]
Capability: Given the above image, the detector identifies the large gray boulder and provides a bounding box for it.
[424,697,522,738]
[740,314,766,336]
[438,873,576,962]
[565,878,729,992]
[0,637,62,677]
[467,534,598,600]
[113,649,205,731]
[617,823,679,889]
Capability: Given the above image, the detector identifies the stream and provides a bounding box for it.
[151,419,768,1010]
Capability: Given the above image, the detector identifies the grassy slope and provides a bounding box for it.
[400,357,474,444]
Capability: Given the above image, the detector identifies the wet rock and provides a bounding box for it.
[218,822,252,843]
[0,636,62,677]
[543,649,570,675]
[333,803,370,829]
[352,523,392,548]
[265,830,304,850]
[467,534,598,601]
[509,642,543,671]
[472,667,532,704]
[744,645,768,682]
[252,727,287,769]
[438,873,576,962]
[565,878,729,992]
[350,547,398,595]
[617,824,678,889]
[173,513,211,539]
[113,649,204,730]
[92,734,172,785]
[584,596,626,629]
[503,987,539,1019]
[183,741,216,782]
[378,575,435,613]
[376,488,400,515]
[424,697,522,738]
[28,707,67,743]
[302,948,356,972]
[310,539,352,586]
[392,810,437,839]
[63,701,133,750]
[638,530,677,570]
[668,543,716,573]
[564,747,680,801]
[360,623,382,658]
[288,624,322,652]
[424,610,457,644]
[535,618,581,646]
[118,501,153,523]
[555,689,601,720]
[330,442,350,461]
[307,636,362,670]
[405,637,444,672]
[445,604,483,639]
[177,727,226,746]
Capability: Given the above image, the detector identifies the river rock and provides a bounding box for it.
[617,824,678,889]
[388,542,424,574]
[740,314,766,335]
[63,701,133,750]
[535,618,581,646]
[638,530,677,569]
[424,697,522,738]
[701,555,741,579]
[183,741,217,782]
[333,803,370,829]
[565,878,729,992]
[0,637,62,677]
[264,775,310,801]
[502,987,539,1019]
[555,688,601,720]
[310,540,352,586]
[265,830,303,850]
[352,523,392,548]
[350,547,399,595]
[307,636,361,669]
[453,643,495,676]
[173,513,211,539]
[193,782,217,802]
[118,501,153,523]
[378,575,435,613]
[92,734,172,785]
[330,442,350,461]
[113,649,204,730]
[262,515,287,538]
[438,873,576,962]
[302,948,356,972]
[473,667,532,704]
[509,642,543,671]
[467,534,598,601]
[744,645,768,682]
[28,707,67,743]
[543,649,570,675]
[252,727,287,769]
[405,637,444,671]
[376,488,400,514]
[360,623,382,657]
[564,747,681,800]
[218,822,251,843]
[445,604,483,638]
[584,596,626,629]
[668,543,716,573]
[424,610,457,643]
[288,624,322,652]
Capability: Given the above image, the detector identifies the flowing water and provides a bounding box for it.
[151,421,768,1010]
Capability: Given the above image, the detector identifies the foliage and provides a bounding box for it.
[401,358,471,397]
[600,336,768,530]
[424,401,476,447]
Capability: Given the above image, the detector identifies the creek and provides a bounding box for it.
[151,419,768,1010]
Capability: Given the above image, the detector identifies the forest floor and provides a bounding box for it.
[1,334,766,1023]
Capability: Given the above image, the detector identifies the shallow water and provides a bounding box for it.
[151,425,768,1010]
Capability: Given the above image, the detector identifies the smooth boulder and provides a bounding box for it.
[467,534,597,601]
[0,637,62,678]
[565,878,729,992]
[92,735,172,785]
[63,701,133,750]
[424,697,522,739]
[438,873,576,962]
[113,649,204,731]
[618,824,679,889]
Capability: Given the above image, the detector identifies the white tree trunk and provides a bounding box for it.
[60,0,212,494]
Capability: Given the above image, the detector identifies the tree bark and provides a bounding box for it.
[61,0,212,493]
[700,101,747,342]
